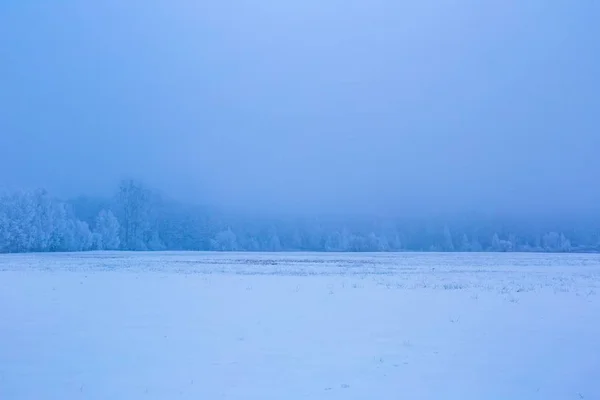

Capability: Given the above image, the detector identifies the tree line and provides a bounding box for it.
[0,179,598,253]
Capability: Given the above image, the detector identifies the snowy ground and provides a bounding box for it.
[1,252,600,400]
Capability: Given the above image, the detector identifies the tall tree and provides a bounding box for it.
[0,206,9,252]
[460,233,471,252]
[116,179,162,250]
[443,226,455,251]
[94,210,121,250]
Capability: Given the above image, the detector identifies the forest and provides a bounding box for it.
[0,179,597,254]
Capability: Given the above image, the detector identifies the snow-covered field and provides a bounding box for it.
[1,252,600,399]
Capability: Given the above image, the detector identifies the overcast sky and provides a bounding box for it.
[1,0,599,216]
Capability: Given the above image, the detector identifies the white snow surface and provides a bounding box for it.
[1,252,600,399]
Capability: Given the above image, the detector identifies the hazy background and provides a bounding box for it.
[1,0,598,217]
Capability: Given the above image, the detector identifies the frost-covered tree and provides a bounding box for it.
[508,234,518,251]
[390,233,403,251]
[491,233,513,252]
[116,179,163,250]
[56,219,93,252]
[470,236,483,252]
[0,207,9,252]
[241,235,260,251]
[212,228,238,251]
[117,179,149,250]
[2,191,37,252]
[348,234,370,252]
[0,189,74,252]
[559,233,571,252]
[325,230,349,252]
[443,226,454,251]
[460,233,470,252]
[30,189,60,251]
[491,233,501,252]
[543,232,560,251]
[94,210,121,250]
[268,233,282,251]
[289,229,304,250]
[367,232,388,251]
[542,232,571,252]
[258,226,282,251]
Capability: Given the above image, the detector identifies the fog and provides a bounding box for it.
[1,0,599,217]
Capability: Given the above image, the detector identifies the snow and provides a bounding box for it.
[1,252,600,399]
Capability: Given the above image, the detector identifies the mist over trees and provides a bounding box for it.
[0,179,598,254]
